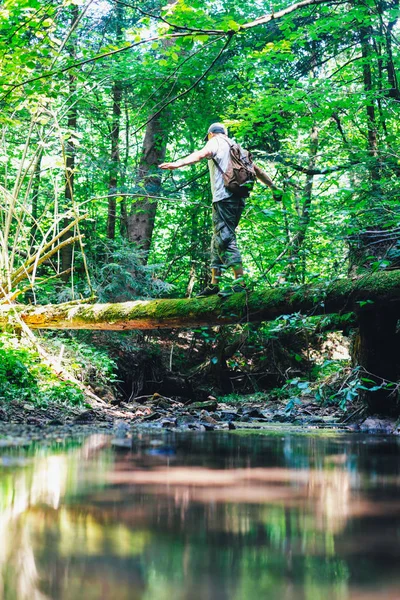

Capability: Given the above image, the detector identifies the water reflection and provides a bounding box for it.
[0,432,399,599]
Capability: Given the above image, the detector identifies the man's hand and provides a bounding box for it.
[159,161,182,170]
[272,188,284,202]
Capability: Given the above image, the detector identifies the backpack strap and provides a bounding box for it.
[211,156,225,176]
[210,136,233,175]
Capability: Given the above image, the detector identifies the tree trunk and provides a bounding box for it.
[383,0,399,99]
[2,270,400,331]
[126,0,176,255]
[107,2,123,240]
[360,25,380,183]
[126,113,169,254]
[120,97,130,237]
[107,81,122,239]
[30,149,43,246]
[356,308,400,415]
[61,6,79,280]
[288,125,319,282]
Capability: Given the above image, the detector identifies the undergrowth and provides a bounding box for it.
[0,335,85,406]
[0,332,119,407]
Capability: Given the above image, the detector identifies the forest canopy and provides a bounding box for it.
[0,0,399,303]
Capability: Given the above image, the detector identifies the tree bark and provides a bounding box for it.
[107,81,122,239]
[2,270,400,330]
[355,308,400,415]
[30,149,43,246]
[126,113,169,254]
[107,2,123,240]
[288,125,319,282]
[61,6,79,280]
[125,0,174,254]
[360,25,380,183]
[382,0,399,99]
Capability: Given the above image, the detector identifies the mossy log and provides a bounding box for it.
[1,270,400,330]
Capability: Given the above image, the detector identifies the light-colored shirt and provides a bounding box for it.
[204,135,233,202]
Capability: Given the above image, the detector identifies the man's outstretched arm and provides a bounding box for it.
[159,146,211,170]
[254,164,276,188]
[254,164,283,201]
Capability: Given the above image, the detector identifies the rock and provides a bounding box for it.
[48,418,64,426]
[188,423,206,431]
[200,410,218,425]
[111,438,132,449]
[157,400,174,410]
[228,422,236,430]
[0,408,8,421]
[244,408,266,419]
[113,420,130,437]
[210,412,221,421]
[219,411,238,422]
[359,417,395,434]
[26,417,43,426]
[177,414,197,426]
[120,402,141,411]
[74,410,96,424]
[188,400,218,411]
[202,423,215,431]
[271,412,294,423]
[142,412,163,422]
[161,419,177,428]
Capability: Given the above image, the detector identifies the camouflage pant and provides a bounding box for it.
[210,196,245,269]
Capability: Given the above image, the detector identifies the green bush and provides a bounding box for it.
[0,346,39,401]
[0,336,84,406]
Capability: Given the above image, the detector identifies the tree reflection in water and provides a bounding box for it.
[0,432,399,600]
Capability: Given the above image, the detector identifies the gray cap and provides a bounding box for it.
[204,122,228,141]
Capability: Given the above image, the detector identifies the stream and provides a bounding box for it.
[0,429,400,599]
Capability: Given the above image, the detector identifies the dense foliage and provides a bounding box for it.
[0,0,398,407]
[0,0,398,303]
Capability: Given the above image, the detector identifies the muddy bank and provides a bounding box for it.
[0,392,398,441]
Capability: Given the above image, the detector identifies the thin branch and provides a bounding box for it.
[10,213,88,283]
[0,32,198,101]
[112,0,225,34]
[132,36,222,120]
[328,54,363,79]
[242,0,346,29]
[261,153,359,175]
[2,0,342,102]
[130,35,232,136]
[10,235,82,291]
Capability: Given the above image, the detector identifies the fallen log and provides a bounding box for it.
[0,270,399,330]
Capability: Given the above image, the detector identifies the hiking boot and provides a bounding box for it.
[196,284,220,297]
[218,283,247,297]
[231,283,247,293]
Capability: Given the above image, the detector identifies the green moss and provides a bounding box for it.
[6,269,400,331]
[230,426,343,437]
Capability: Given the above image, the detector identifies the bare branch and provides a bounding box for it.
[242,0,345,29]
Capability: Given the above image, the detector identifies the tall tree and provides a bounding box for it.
[61,6,79,280]
[107,2,124,240]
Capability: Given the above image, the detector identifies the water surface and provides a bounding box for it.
[1,430,400,600]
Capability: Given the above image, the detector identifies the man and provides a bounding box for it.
[159,122,281,296]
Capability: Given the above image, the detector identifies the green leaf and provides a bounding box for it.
[227,19,240,31]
